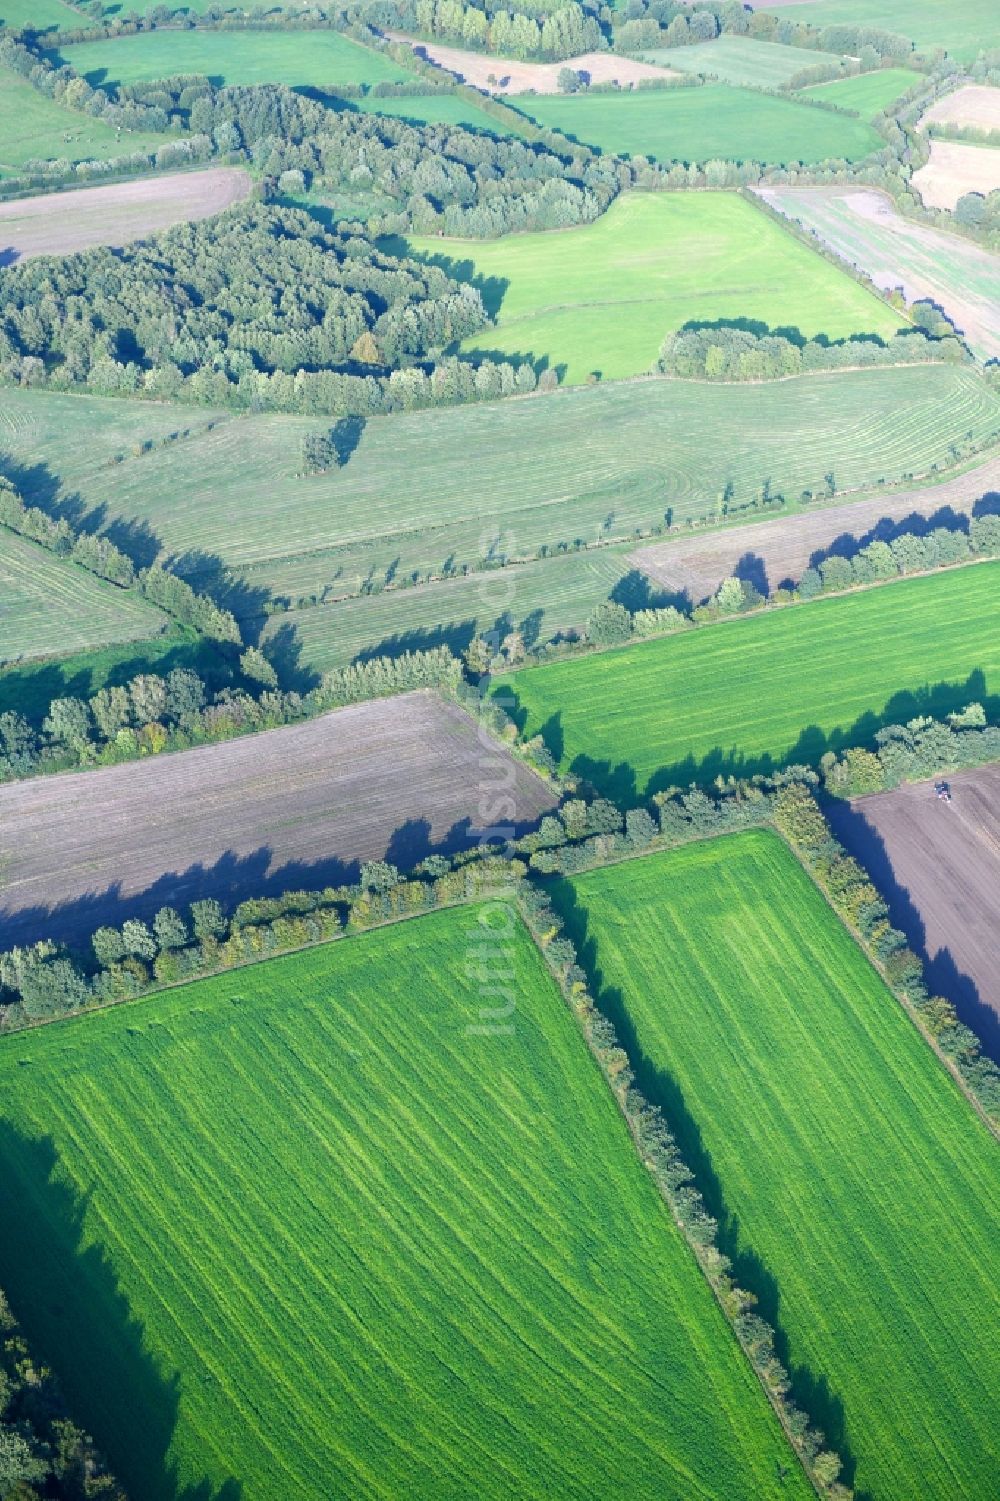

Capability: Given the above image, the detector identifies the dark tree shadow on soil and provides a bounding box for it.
[0,1123,243,1501]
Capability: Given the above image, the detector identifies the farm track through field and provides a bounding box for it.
[0,168,251,261]
[630,450,1000,602]
[829,763,1000,1060]
[0,691,555,948]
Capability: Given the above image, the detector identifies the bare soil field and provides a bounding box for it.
[912,140,1000,211]
[384,32,674,92]
[0,691,555,948]
[756,185,1000,360]
[920,84,1000,131]
[829,763,1000,1059]
[0,167,251,263]
[630,450,1000,602]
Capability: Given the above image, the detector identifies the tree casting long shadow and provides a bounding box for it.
[546,878,867,1499]
[0,1122,242,1501]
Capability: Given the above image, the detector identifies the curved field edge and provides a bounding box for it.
[0,909,810,1501]
[501,561,1000,801]
[561,830,1000,1501]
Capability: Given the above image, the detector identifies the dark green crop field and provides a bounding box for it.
[505,562,1000,800]
[0,910,808,1501]
[563,831,1000,1501]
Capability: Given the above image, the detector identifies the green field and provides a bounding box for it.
[748,0,999,63]
[509,83,883,165]
[7,367,995,616]
[564,832,1000,1501]
[0,910,810,1501]
[0,0,91,32]
[802,66,923,116]
[54,28,415,89]
[407,192,901,383]
[640,35,845,89]
[347,89,517,134]
[505,561,1000,799]
[0,625,229,723]
[0,58,170,174]
[0,528,167,666]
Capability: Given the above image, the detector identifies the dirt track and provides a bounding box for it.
[0,167,251,263]
[385,32,673,92]
[0,691,555,949]
[829,763,1000,1058]
[630,451,1000,602]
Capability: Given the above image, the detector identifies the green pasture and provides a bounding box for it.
[743,0,999,63]
[640,35,845,89]
[0,911,809,1501]
[264,544,645,671]
[0,529,167,666]
[759,184,1000,362]
[53,27,414,88]
[564,832,1000,1501]
[801,66,923,116]
[508,84,883,164]
[505,561,1000,799]
[347,89,517,134]
[0,58,170,174]
[0,0,90,32]
[5,367,999,607]
[0,625,229,723]
[407,192,901,383]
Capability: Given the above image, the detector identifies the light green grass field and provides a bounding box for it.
[0,0,89,32]
[0,910,809,1501]
[348,89,517,133]
[407,192,902,383]
[564,831,1000,1501]
[505,561,1000,799]
[640,35,845,89]
[0,529,166,665]
[747,0,999,63]
[509,83,883,164]
[801,66,923,116]
[4,367,999,608]
[0,59,169,174]
[54,28,415,88]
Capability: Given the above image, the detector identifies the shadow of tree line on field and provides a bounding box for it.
[0,809,545,954]
[0,1121,242,1501]
[729,491,1000,604]
[544,879,869,1500]
[502,669,1000,811]
[824,795,1000,1064]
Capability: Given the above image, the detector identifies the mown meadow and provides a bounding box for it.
[561,831,1000,1501]
[639,35,846,89]
[801,68,924,118]
[0,909,810,1501]
[407,192,901,383]
[505,561,1000,799]
[509,84,884,165]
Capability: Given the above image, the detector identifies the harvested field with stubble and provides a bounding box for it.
[0,691,556,949]
[757,185,1000,360]
[385,33,672,92]
[912,140,1000,212]
[830,763,1000,1059]
[0,167,251,262]
[631,450,1000,602]
[920,84,1000,131]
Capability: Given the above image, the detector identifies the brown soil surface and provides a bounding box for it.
[385,32,674,92]
[629,451,1000,603]
[921,84,1000,130]
[829,762,1000,1058]
[0,691,555,948]
[912,140,1000,211]
[0,167,251,263]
